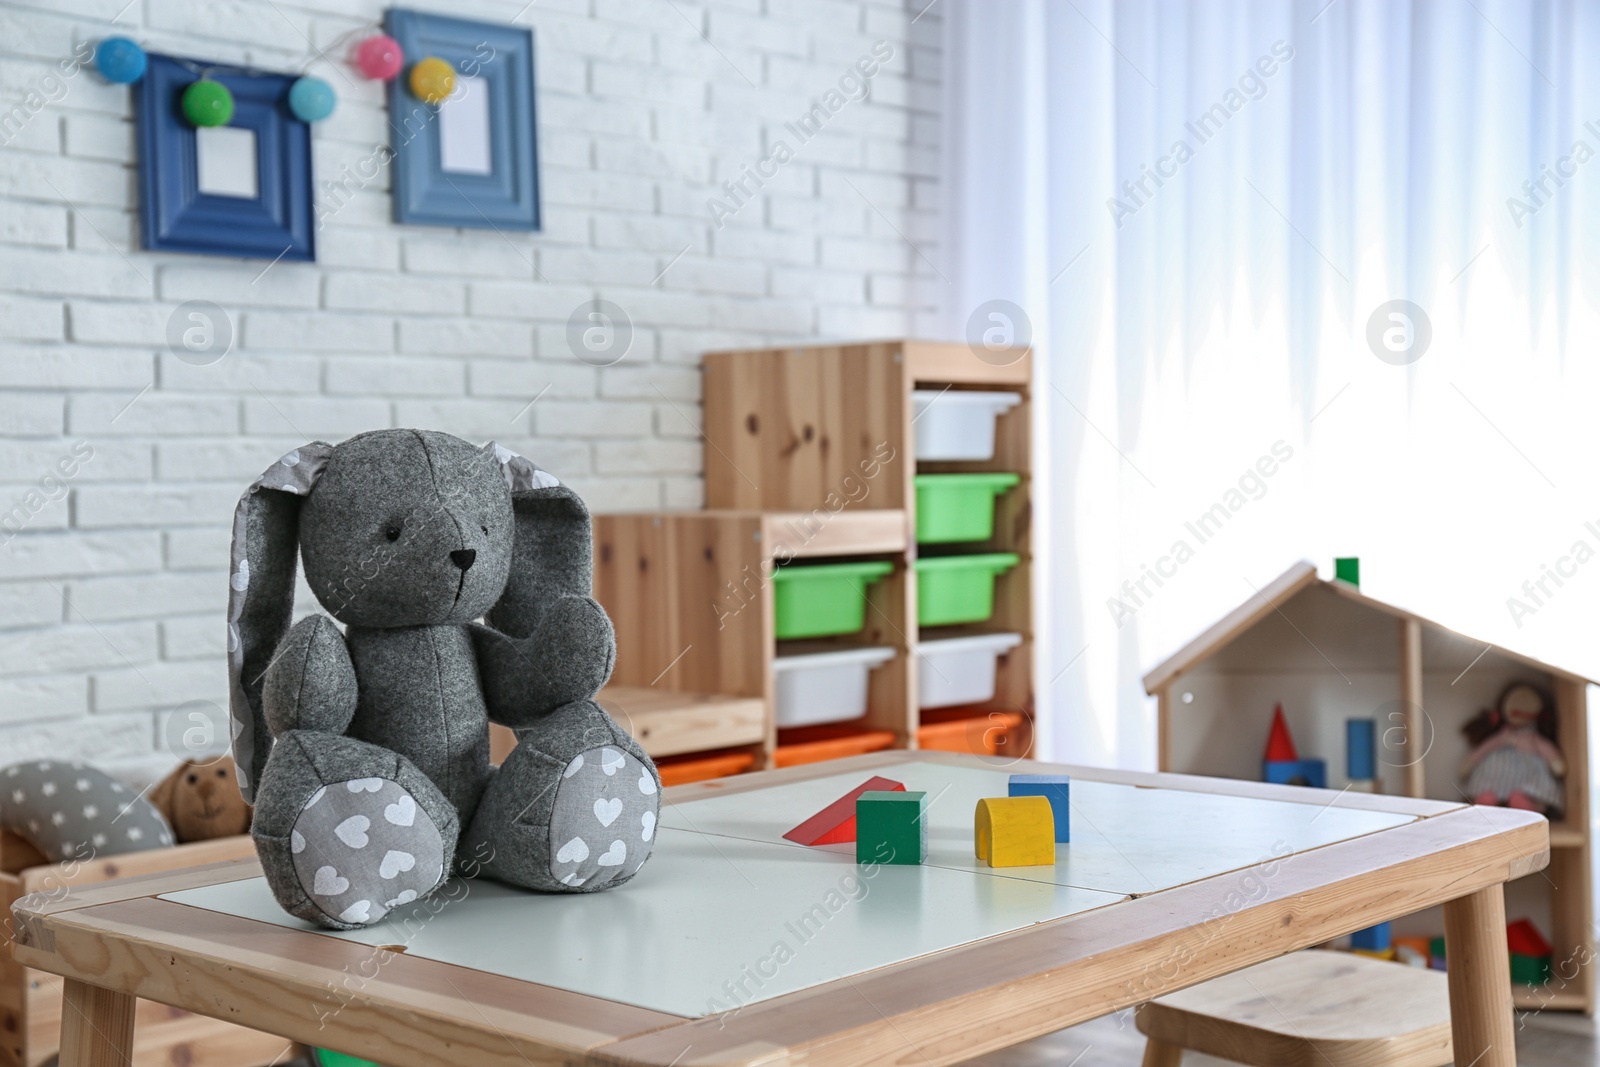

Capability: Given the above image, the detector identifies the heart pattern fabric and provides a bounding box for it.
[548,746,660,891]
[290,777,445,927]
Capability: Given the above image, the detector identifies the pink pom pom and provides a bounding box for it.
[355,34,403,81]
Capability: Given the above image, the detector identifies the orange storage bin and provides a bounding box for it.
[916,708,1027,757]
[655,749,758,787]
[774,722,898,767]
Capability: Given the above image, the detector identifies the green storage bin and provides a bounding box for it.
[772,560,895,639]
[914,473,1021,543]
[914,553,1020,626]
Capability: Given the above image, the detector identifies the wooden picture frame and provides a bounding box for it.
[384,9,541,231]
[136,55,315,261]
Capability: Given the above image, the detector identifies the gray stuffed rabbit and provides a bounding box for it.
[226,429,660,929]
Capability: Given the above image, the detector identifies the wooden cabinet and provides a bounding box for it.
[589,340,1036,772]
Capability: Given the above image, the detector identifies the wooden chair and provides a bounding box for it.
[1135,951,1453,1067]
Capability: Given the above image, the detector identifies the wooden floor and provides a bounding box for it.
[959,1005,1600,1067]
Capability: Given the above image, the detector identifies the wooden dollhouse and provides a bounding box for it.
[1143,560,1595,1011]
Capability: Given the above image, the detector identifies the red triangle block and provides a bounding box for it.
[783,776,906,846]
[1507,918,1552,958]
[1264,704,1299,763]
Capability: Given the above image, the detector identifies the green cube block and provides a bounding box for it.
[1511,952,1552,986]
[1335,557,1360,586]
[855,790,927,865]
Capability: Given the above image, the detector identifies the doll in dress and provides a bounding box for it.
[1460,683,1565,817]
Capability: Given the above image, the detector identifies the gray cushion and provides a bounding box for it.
[1,761,173,861]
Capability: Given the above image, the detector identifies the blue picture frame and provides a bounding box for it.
[136,55,315,261]
[385,9,540,231]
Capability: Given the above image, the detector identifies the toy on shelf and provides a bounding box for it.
[1429,936,1447,971]
[1394,935,1432,968]
[1508,918,1554,986]
[149,755,252,843]
[1351,921,1392,959]
[1335,556,1360,586]
[783,776,905,845]
[1346,717,1377,790]
[1262,704,1326,788]
[0,760,174,860]
[856,790,927,865]
[973,796,1054,867]
[1461,683,1565,817]
[1008,773,1069,842]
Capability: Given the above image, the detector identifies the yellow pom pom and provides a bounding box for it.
[409,56,456,105]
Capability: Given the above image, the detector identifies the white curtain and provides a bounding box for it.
[942,0,1600,768]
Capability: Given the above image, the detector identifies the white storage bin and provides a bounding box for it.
[916,632,1023,709]
[773,646,896,727]
[911,390,1022,461]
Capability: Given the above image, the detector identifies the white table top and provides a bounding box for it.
[165,760,1414,1017]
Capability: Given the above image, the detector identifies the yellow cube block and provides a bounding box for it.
[974,796,1055,867]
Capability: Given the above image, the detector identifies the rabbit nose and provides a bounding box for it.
[450,549,477,571]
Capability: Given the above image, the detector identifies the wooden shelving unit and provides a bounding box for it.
[587,340,1036,773]
[1144,560,1596,1013]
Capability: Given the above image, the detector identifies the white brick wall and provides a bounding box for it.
[0,0,942,775]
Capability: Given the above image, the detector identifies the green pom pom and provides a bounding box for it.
[182,79,234,127]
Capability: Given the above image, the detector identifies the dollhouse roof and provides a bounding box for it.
[1141,560,1597,695]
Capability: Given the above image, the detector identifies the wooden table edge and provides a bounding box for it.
[14,894,688,1066]
[589,805,1548,1066]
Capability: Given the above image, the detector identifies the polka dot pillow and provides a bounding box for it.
[1,761,174,862]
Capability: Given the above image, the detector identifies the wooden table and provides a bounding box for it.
[9,751,1546,1067]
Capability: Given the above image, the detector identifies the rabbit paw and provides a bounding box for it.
[463,700,659,892]
[253,732,458,929]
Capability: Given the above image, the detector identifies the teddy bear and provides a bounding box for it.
[226,430,660,929]
[149,755,253,842]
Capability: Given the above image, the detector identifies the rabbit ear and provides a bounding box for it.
[226,443,334,802]
[481,441,592,640]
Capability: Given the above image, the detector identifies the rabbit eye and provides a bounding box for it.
[385,524,402,542]
[217,768,227,777]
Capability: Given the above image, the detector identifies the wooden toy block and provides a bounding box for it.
[1351,921,1391,952]
[783,776,906,846]
[1007,773,1070,842]
[1264,704,1298,762]
[1346,717,1377,780]
[1335,556,1360,586]
[1264,759,1326,789]
[855,790,927,865]
[973,796,1054,867]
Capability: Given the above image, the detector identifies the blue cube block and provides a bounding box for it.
[1264,759,1326,789]
[1351,921,1391,952]
[1008,774,1070,842]
[1346,718,1377,780]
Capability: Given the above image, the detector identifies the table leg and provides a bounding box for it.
[1140,1037,1184,1067]
[58,979,135,1067]
[1443,884,1516,1067]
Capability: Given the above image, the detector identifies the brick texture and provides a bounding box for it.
[0,0,942,774]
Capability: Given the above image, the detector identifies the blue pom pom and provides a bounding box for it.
[95,37,147,85]
[287,76,336,123]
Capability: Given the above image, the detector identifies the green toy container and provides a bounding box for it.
[913,473,1021,544]
[772,560,895,639]
[914,553,1020,627]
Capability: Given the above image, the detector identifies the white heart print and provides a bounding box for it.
[641,810,656,842]
[600,748,625,775]
[334,815,370,848]
[379,850,416,879]
[594,797,622,827]
[556,837,589,864]
[384,795,416,826]
[339,900,372,924]
[347,778,384,793]
[596,840,627,867]
[313,866,349,896]
[638,772,656,796]
[562,754,584,778]
[385,890,418,908]
[291,830,305,854]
